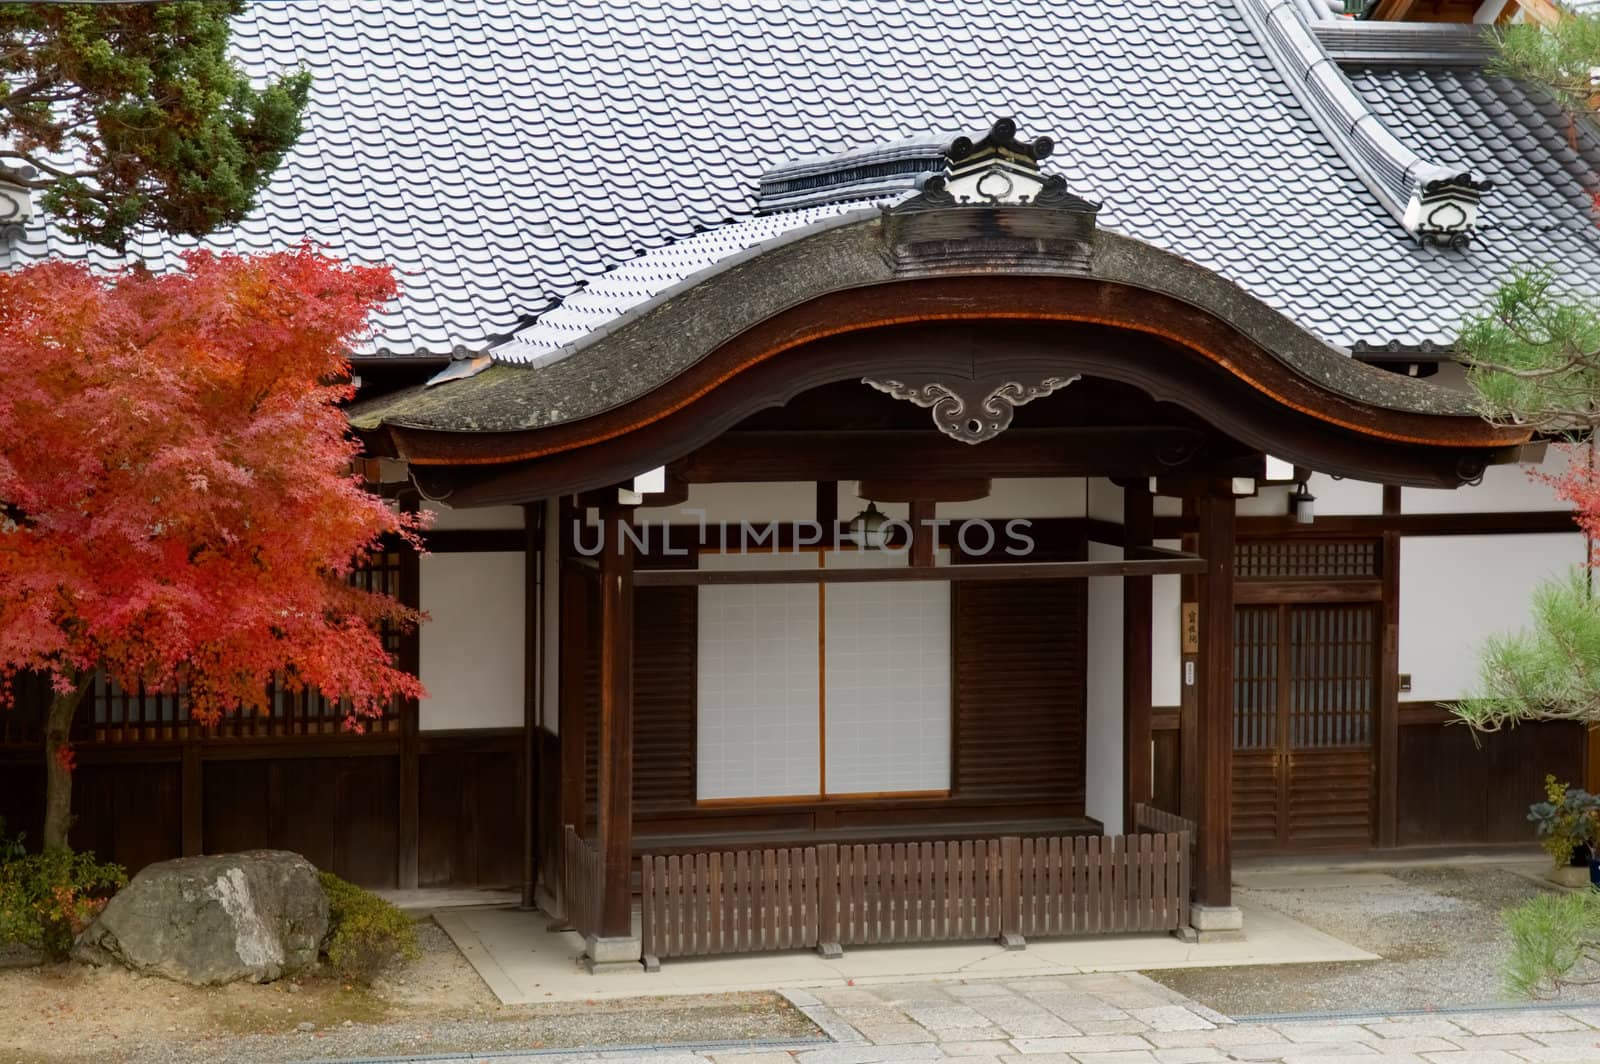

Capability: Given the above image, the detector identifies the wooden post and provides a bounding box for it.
[521,502,542,908]
[396,493,422,891]
[558,498,587,843]
[1192,488,1234,910]
[1123,486,1154,830]
[1377,484,1402,848]
[909,499,936,568]
[596,501,636,941]
[1178,498,1200,826]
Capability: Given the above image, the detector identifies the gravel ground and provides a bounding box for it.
[1152,863,1600,1017]
[0,920,818,1064]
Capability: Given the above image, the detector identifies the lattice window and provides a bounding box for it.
[88,549,408,743]
[1232,606,1278,750]
[1288,604,1376,749]
[1235,540,1377,580]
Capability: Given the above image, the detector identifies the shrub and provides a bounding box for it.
[1504,889,1600,997]
[1528,774,1600,865]
[0,829,125,960]
[318,871,418,983]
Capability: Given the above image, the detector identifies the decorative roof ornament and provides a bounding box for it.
[862,373,1081,444]
[915,118,1097,211]
[1404,171,1493,250]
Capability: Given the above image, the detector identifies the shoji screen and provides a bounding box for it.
[822,550,951,795]
[695,552,821,800]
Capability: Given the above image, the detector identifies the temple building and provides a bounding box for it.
[4,1,1600,964]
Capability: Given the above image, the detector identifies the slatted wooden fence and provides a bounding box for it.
[640,814,1193,966]
[562,825,604,941]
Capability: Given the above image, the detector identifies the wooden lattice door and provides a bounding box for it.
[1231,542,1380,851]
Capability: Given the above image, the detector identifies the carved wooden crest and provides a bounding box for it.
[862,374,1080,444]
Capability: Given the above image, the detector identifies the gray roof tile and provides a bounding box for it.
[2,0,1598,362]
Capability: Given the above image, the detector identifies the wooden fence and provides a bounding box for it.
[562,825,605,941]
[640,810,1194,966]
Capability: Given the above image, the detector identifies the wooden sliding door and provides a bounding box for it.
[1232,540,1380,852]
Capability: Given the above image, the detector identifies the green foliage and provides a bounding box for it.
[0,1,309,247]
[1503,889,1600,998]
[1490,14,1600,119]
[1459,268,1600,433]
[0,829,124,960]
[1528,774,1600,865]
[1451,570,1600,731]
[318,871,418,984]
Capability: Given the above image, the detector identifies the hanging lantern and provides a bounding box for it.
[1288,480,1317,525]
[850,501,891,550]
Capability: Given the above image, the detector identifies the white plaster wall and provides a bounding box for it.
[1404,447,1574,514]
[1152,539,1183,708]
[1399,532,1586,703]
[1085,542,1125,834]
[1087,478,1123,523]
[421,501,525,530]
[419,551,525,730]
[540,497,560,735]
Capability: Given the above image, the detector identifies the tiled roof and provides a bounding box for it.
[2,0,1598,362]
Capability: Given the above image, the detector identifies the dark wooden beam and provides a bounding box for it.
[1233,580,1382,604]
[677,428,1228,483]
[1123,486,1154,832]
[1193,488,1234,908]
[1156,508,1576,539]
[633,555,1206,587]
[595,502,636,940]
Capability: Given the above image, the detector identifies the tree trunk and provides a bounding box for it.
[41,681,87,852]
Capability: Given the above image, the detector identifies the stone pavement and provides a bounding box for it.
[481,972,1600,1064]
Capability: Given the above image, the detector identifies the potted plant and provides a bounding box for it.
[1529,774,1600,887]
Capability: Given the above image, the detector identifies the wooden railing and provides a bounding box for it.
[562,825,604,941]
[640,816,1193,966]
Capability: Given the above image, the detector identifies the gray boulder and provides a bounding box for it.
[73,850,328,985]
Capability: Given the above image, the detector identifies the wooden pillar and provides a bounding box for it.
[1193,488,1234,909]
[1178,498,1200,827]
[396,493,422,891]
[1123,486,1154,828]
[596,501,636,940]
[909,499,936,568]
[1377,484,1402,848]
[557,498,587,840]
[521,502,542,908]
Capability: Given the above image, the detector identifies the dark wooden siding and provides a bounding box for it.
[204,755,400,887]
[1398,716,1584,846]
[952,579,1087,808]
[418,736,524,888]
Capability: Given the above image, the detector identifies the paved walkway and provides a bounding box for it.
[470,972,1600,1064]
[435,902,1373,1005]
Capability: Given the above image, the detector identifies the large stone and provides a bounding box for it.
[73,850,328,986]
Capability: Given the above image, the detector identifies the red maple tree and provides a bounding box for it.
[0,247,425,850]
